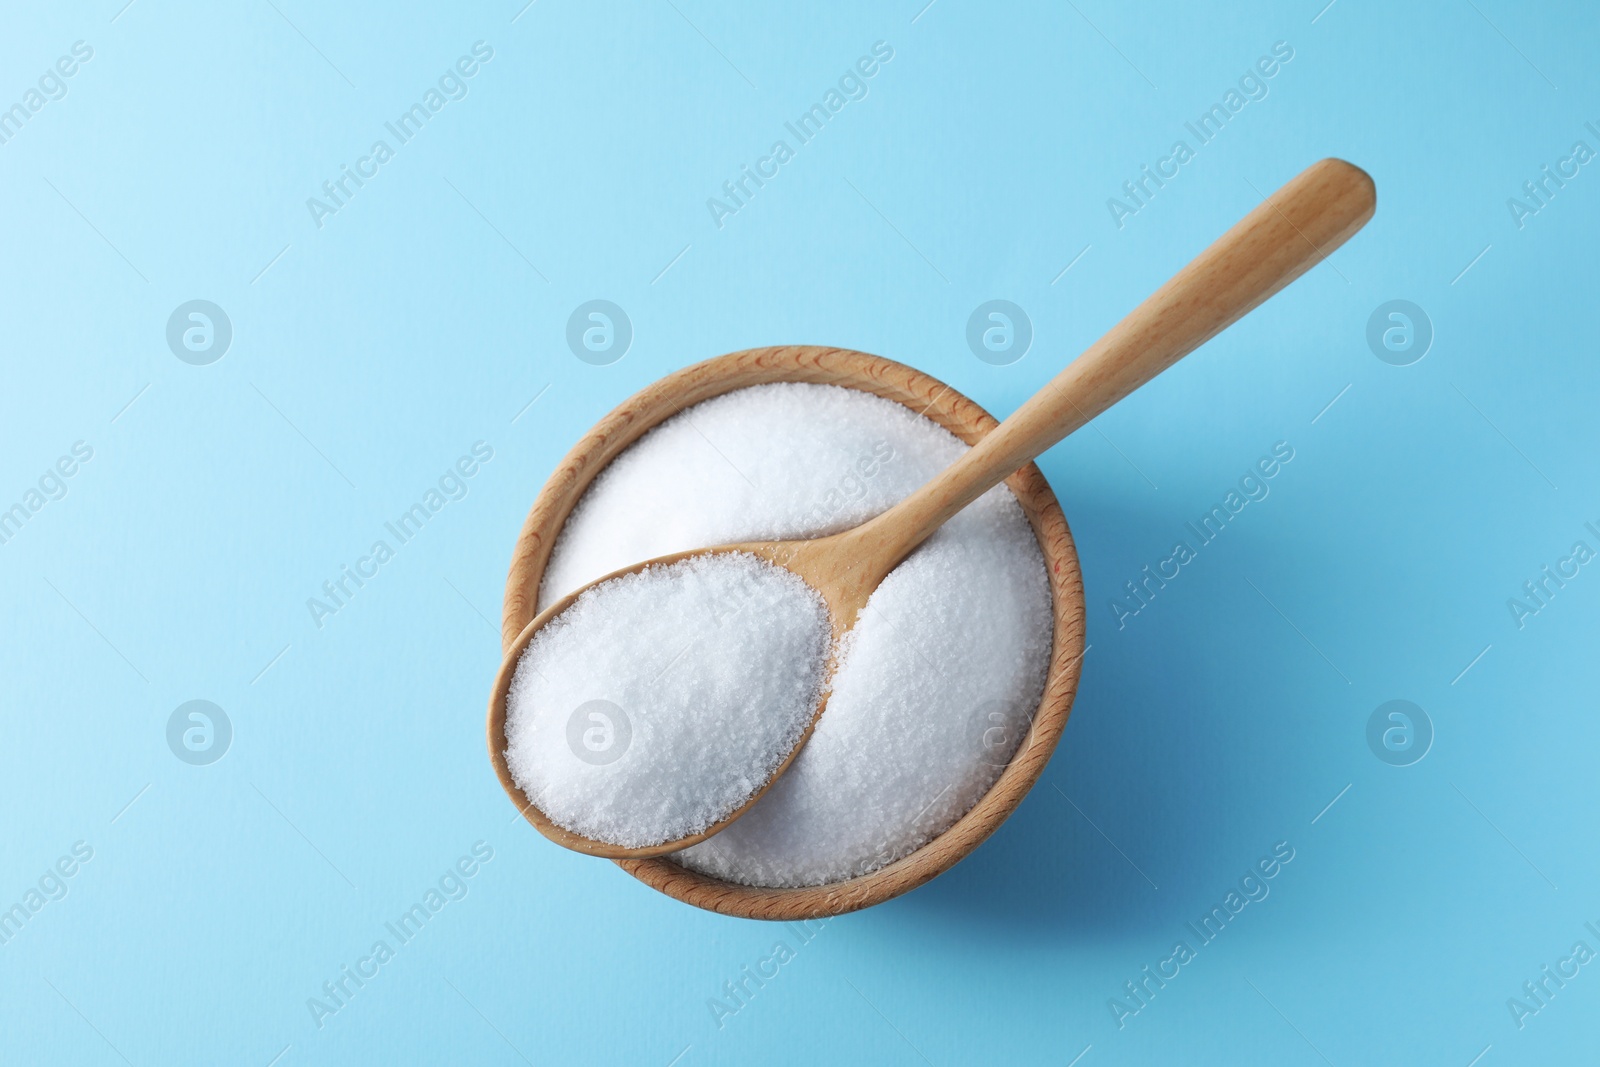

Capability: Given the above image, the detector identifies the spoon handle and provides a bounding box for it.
[855,157,1375,568]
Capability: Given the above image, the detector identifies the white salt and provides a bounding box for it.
[535,383,1053,887]
[503,552,831,850]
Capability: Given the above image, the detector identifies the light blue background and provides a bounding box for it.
[2,1,1596,1063]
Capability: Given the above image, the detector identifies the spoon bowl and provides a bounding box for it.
[486,540,841,859]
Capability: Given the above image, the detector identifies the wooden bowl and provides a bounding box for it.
[496,345,1086,920]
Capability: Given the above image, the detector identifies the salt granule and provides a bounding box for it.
[503,552,831,850]
[536,383,1053,887]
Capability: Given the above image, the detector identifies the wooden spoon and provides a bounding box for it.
[488,157,1375,859]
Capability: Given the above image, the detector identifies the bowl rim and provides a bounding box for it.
[495,344,1087,920]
